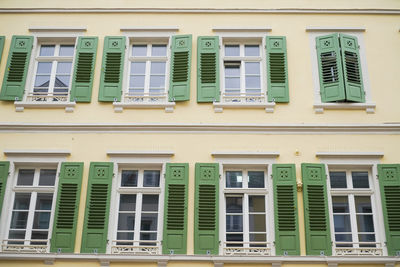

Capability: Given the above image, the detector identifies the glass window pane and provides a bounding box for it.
[132,45,147,56]
[143,170,160,187]
[245,45,260,56]
[226,215,243,232]
[117,232,134,241]
[34,75,51,88]
[8,230,26,242]
[225,45,240,56]
[333,215,351,232]
[332,196,349,213]
[10,211,29,229]
[330,172,347,188]
[248,171,265,188]
[359,234,376,243]
[140,213,158,230]
[142,195,159,211]
[140,232,157,241]
[249,196,265,212]
[150,62,166,74]
[355,196,372,213]
[226,234,243,247]
[119,194,136,211]
[151,45,167,56]
[250,234,266,247]
[130,76,145,88]
[33,212,51,229]
[118,213,135,230]
[245,62,260,75]
[39,45,55,56]
[249,214,266,232]
[56,62,72,74]
[225,77,240,89]
[39,169,56,186]
[357,215,375,232]
[35,193,53,210]
[226,171,243,188]
[226,196,242,213]
[37,62,52,74]
[150,76,165,89]
[224,65,240,76]
[59,45,74,56]
[352,172,369,188]
[121,170,138,187]
[335,234,353,247]
[131,62,146,74]
[13,193,31,209]
[55,75,70,88]
[245,76,261,89]
[17,169,34,186]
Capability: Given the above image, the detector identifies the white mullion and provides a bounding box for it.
[134,193,143,245]
[348,193,358,247]
[143,44,152,95]
[240,45,245,94]
[25,191,36,244]
[115,192,121,242]
[242,194,249,247]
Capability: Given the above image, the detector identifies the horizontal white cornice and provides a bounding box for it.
[0,123,399,134]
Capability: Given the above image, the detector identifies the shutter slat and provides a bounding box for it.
[0,162,10,218]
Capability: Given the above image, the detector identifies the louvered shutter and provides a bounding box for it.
[0,161,10,217]
[272,164,300,255]
[316,33,346,102]
[162,163,188,254]
[0,36,5,64]
[378,164,400,256]
[266,36,289,103]
[169,35,192,102]
[339,34,365,103]
[70,37,98,102]
[0,35,33,101]
[197,36,219,103]
[81,162,113,253]
[194,163,219,254]
[50,162,83,253]
[301,163,332,256]
[98,36,125,102]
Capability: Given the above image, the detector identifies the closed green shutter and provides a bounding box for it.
[81,162,113,253]
[194,163,219,254]
[0,36,5,65]
[266,36,289,103]
[0,35,33,101]
[70,37,98,102]
[0,161,10,217]
[316,33,346,102]
[378,164,400,256]
[162,163,189,254]
[50,162,83,253]
[301,163,331,256]
[169,35,192,102]
[98,36,125,102]
[272,164,300,255]
[339,34,365,103]
[197,36,219,103]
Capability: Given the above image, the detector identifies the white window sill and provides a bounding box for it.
[213,102,275,113]
[313,102,376,114]
[113,101,175,113]
[14,101,76,112]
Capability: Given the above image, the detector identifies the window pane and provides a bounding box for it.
[226,234,243,247]
[35,193,53,210]
[245,76,261,89]
[226,171,243,188]
[13,193,31,209]
[56,62,72,74]
[249,196,265,212]
[151,62,166,74]
[332,196,349,213]
[121,170,138,187]
[39,169,56,186]
[131,62,146,74]
[249,214,266,232]
[225,65,240,76]
[119,194,136,211]
[142,195,159,211]
[143,170,160,187]
[150,76,165,89]
[34,75,51,88]
[132,45,147,56]
[330,171,347,188]
[151,45,167,56]
[17,169,34,186]
[226,215,243,232]
[333,215,351,232]
[118,213,135,230]
[335,234,353,247]
[226,196,242,213]
[59,45,74,56]
[140,213,158,230]
[249,234,266,247]
[357,215,375,232]
[33,212,51,229]
[8,230,26,242]
[130,76,145,88]
[117,232,134,241]
[355,196,372,213]
[37,62,52,74]
[245,45,260,56]
[10,211,29,229]
[55,75,70,88]
[248,171,264,188]
[359,234,376,243]
[225,45,240,56]
[39,45,55,56]
[140,232,157,241]
[225,77,240,89]
[245,62,260,75]
[352,171,369,188]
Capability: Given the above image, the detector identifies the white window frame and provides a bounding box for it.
[307,27,375,114]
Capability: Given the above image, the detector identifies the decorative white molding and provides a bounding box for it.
[121,27,179,32]
[306,26,366,32]
[113,102,175,113]
[29,26,87,32]
[4,150,71,157]
[213,27,272,32]
[212,151,279,158]
[14,101,76,113]
[313,103,376,114]
[213,102,276,113]
[107,151,174,157]
[316,152,384,159]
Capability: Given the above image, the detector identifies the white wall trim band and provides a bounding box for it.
[107,151,175,157]
[213,27,272,32]
[3,149,71,157]
[29,26,87,32]
[306,27,366,32]
[120,27,179,32]
[316,152,384,158]
[212,151,280,158]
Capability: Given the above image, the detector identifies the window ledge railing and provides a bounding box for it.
[1,239,48,253]
[313,102,376,114]
[223,241,271,256]
[14,92,75,112]
[334,242,383,256]
[110,240,160,255]
[214,93,275,113]
[113,93,175,113]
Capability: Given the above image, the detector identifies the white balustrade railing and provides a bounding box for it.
[334,242,383,256]
[27,92,69,102]
[223,241,271,256]
[222,93,266,103]
[111,240,160,255]
[123,93,168,103]
[1,239,48,253]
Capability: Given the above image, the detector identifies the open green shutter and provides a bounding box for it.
[81,162,113,253]
[70,37,98,103]
[197,36,219,103]
[169,35,192,102]
[50,162,83,253]
[266,36,289,103]
[339,34,365,103]
[0,35,33,101]
[0,161,10,217]
[301,163,331,256]
[98,36,125,102]
[273,164,300,255]
[194,163,219,254]
[378,164,400,256]
[162,163,188,254]
[316,33,345,102]
[0,36,5,65]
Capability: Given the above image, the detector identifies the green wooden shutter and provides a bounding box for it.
[301,163,332,256]
[266,36,289,103]
[169,35,192,102]
[70,37,98,103]
[378,164,400,256]
[50,162,84,253]
[0,161,10,217]
[272,164,300,255]
[0,35,33,101]
[162,163,189,254]
[98,36,125,102]
[194,163,219,254]
[197,36,219,103]
[0,36,5,65]
[81,162,113,253]
[316,33,345,102]
[339,34,365,103]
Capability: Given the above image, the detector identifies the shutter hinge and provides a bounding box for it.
[219,174,221,180]
[376,174,379,180]
[164,173,166,179]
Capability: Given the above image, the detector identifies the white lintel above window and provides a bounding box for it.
[29,27,86,38]
[107,150,174,164]
[120,26,179,37]
[4,149,71,163]
[316,151,383,165]
[306,27,366,32]
[212,151,279,165]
